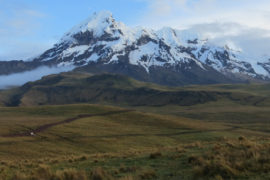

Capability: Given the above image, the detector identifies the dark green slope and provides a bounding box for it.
[0,72,269,107]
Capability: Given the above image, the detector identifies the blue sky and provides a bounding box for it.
[0,0,147,59]
[1,0,270,60]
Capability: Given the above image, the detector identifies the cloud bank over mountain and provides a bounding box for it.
[186,22,270,59]
[0,66,74,89]
[138,0,270,61]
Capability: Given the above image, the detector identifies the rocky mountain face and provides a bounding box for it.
[1,11,270,85]
[0,60,54,75]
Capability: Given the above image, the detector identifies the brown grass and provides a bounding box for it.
[0,164,88,180]
[189,137,270,179]
[139,169,157,179]
[90,167,113,180]
[56,169,88,180]
[119,176,134,180]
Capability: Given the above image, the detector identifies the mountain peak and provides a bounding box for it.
[62,11,117,41]
[88,11,115,25]
[28,11,270,84]
[92,11,113,20]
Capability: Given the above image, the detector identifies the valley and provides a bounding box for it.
[1,7,270,180]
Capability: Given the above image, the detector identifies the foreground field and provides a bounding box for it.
[1,74,270,179]
[1,101,270,179]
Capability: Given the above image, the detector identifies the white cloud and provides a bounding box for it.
[0,66,75,89]
[146,0,187,15]
[139,0,270,30]
[187,22,270,58]
[135,0,270,59]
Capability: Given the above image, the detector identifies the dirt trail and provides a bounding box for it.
[3,110,132,138]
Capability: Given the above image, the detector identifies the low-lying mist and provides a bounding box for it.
[0,66,75,89]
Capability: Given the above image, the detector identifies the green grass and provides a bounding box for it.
[0,104,232,160]
[0,102,270,179]
[2,72,270,107]
[1,79,270,179]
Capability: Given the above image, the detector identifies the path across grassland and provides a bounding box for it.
[3,110,133,137]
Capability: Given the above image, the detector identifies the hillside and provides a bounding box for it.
[0,72,269,107]
[1,74,270,179]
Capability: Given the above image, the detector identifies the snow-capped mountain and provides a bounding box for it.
[1,11,270,85]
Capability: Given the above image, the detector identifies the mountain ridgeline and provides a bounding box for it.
[1,11,270,86]
[0,72,269,107]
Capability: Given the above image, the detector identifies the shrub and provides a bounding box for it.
[90,167,112,180]
[119,176,134,180]
[139,169,157,179]
[32,164,58,180]
[188,138,270,179]
[56,169,87,180]
[119,165,137,173]
[149,152,162,159]
[78,156,87,161]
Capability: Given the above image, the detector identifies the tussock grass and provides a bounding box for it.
[1,85,270,180]
[139,169,157,179]
[1,139,270,179]
[90,167,113,180]
[189,137,270,179]
[118,176,134,180]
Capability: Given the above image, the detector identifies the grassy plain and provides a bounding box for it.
[1,80,270,179]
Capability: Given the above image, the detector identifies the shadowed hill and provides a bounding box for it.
[0,72,269,107]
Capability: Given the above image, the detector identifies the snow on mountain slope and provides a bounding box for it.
[31,11,270,82]
[62,11,118,40]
